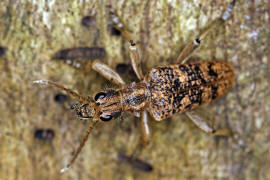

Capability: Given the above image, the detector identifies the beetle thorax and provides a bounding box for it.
[120,82,148,112]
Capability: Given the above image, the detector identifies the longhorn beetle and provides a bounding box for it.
[34,1,236,173]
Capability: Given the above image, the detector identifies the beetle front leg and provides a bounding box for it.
[108,6,144,81]
[107,5,134,41]
[91,59,126,86]
[128,41,144,80]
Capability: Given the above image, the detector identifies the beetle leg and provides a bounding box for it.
[140,110,152,146]
[178,0,236,64]
[131,110,152,159]
[108,6,145,81]
[117,111,152,171]
[185,111,231,136]
[107,5,133,41]
[129,41,144,80]
[91,59,126,86]
[177,18,225,64]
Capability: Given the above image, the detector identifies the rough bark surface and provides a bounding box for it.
[0,0,269,179]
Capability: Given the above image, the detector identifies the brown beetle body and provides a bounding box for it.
[35,59,235,172]
[86,60,235,122]
[34,1,237,171]
[145,60,235,120]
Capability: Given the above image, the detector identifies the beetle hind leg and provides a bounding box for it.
[131,110,152,157]
[177,0,236,65]
[185,111,231,137]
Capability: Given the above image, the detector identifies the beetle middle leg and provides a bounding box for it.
[91,59,126,86]
[131,110,152,159]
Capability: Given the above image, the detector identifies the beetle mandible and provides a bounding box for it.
[34,1,236,172]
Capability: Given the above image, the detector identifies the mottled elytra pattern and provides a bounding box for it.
[144,60,235,121]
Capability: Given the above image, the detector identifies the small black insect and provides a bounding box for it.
[53,47,106,60]
[81,16,96,28]
[0,46,6,57]
[116,63,137,81]
[118,153,153,172]
[34,129,55,140]
[54,93,69,104]
[116,63,129,74]
[110,26,121,36]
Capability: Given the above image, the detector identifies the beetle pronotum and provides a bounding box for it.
[34,1,236,172]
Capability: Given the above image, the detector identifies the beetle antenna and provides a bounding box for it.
[60,120,100,173]
[33,80,90,103]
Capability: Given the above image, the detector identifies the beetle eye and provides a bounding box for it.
[100,115,113,121]
[94,92,106,101]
